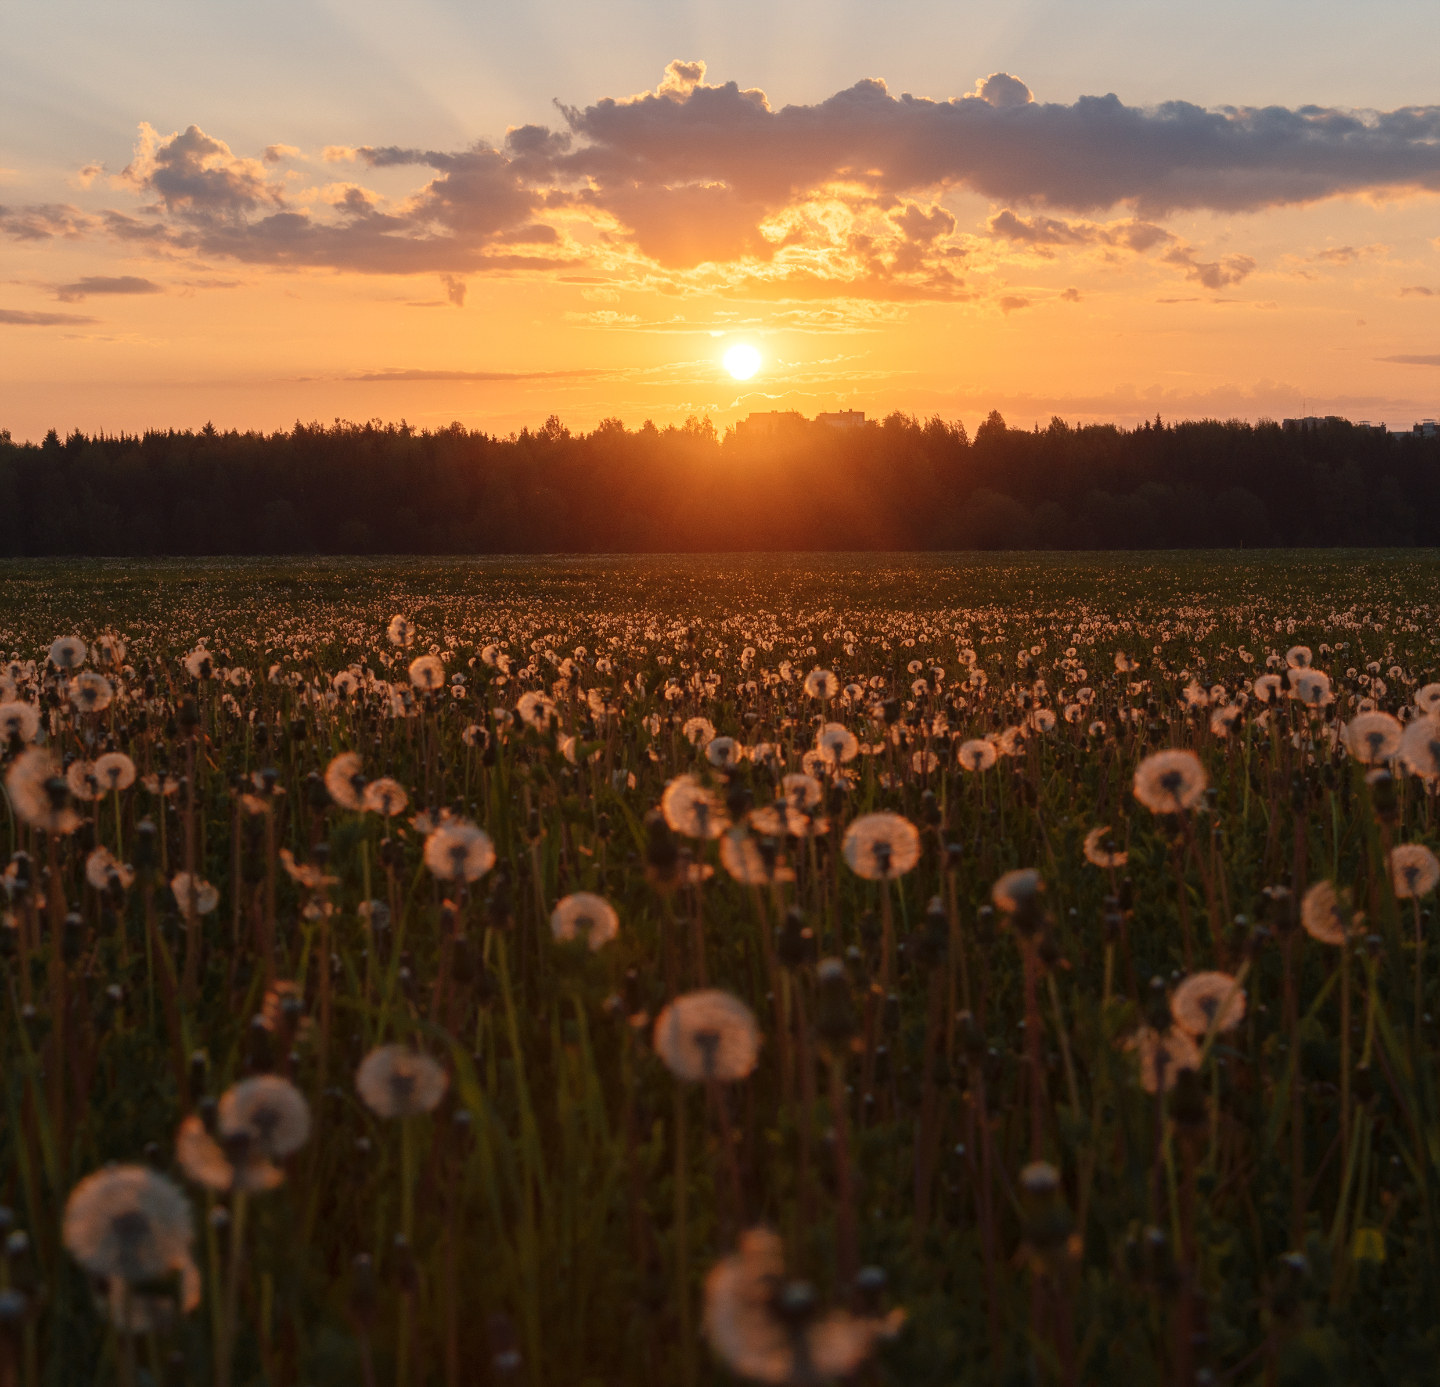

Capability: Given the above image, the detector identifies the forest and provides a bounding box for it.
[0,410,1434,555]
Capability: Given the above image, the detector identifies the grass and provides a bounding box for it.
[0,550,1438,1386]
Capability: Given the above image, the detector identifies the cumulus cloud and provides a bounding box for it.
[42,63,1440,295]
[54,275,162,301]
[998,295,1031,313]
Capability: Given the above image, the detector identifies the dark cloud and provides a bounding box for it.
[1162,247,1257,289]
[0,308,99,325]
[1379,354,1440,366]
[1060,287,1081,302]
[999,295,1031,313]
[440,274,466,307]
[62,68,1440,286]
[54,275,163,301]
[1,203,99,241]
[1399,285,1435,296]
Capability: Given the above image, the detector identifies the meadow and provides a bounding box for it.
[2,550,1439,1387]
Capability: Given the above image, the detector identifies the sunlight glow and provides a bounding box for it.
[724,344,761,380]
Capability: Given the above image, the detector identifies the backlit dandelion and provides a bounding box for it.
[1170,971,1246,1036]
[1082,827,1127,868]
[655,990,760,1081]
[356,1044,449,1118]
[68,671,113,713]
[423,822,496,882]
[63,1166,193,1284]
[171,873,219,915]
[387,615,416,647]
[0,700,41,743]
[662,774,730,839]
[1390,843,1440,898]
[363,777,409,817]
[1345,711,1402,764]
[550,892,620,950]
[803,668,839,700]
[176,1114,283,1193]
[324,751,366,810]
[1301,880,1356,945]
[408,655,445,691]
[957,738,998,772]
[48,636,86,671]
[1133,749,1207,813]
[1129,1026,1201,1093]
[218,1075,312,1159]
[94,751,136,792]
[842,813,920,881]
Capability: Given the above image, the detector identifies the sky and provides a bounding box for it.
[3,0,1439,443]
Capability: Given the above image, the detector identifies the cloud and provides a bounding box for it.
[1,203,100,240]
[1060,287,1081,302]
[998,295,1031,313]
[1163,247,1257,289]
[1379,354,1440,366]
[1316,243,1385,264]
[55,65,1440,292]
[1399,285,1435,296]
[72,162,105,188]
[987,208,1176,251]
[970,73,1035,110]
[54,275,163,301]
[347,367,610,382]
[0,308,99,325]
[440,273,466,306]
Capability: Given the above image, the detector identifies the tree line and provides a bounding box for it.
[0,410,1435,555]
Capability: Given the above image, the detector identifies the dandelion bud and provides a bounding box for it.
[489,1311,523,1378]
[391,1234,419,1295]
[881,698,900,724]
[1367,768,1399,826]
[197,1096,218,1134]
[1269,1251,1309,1320]
[305,772,329,811]
[347,1253,377,1328]
[777,907,806,969]
[62,911,84,964]
[178,696,200,732]
[1168,1067,1207,1135]
[775,1279,819,1328]
[874,1044,890,1082]
[853,1265,888,1315]
[1145,977,1171,1032]
[189,1051,208,1097]
[1019,1161,1073,1256]
[920,789,941,826]
[289,717,307,743]
[945,841,963,871]
[815,958,856,1045]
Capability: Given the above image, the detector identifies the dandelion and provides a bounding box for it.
[705,735,743,768]
[1415,683,1440,715]
[363,777,409,817]
[423,822,496,882]
[803,668,839,700]
[85,846,134,892]
[387,615,416,647]
[1210,705,1242,737]
[1300,880,1357,945]
[550,892,620,950]
[356,1044,450,1118]
[719,830,795,886]
[408,655,445,691]
[1285,646,1313,669]
[171,873,219,916]
[1170,972,1246,1036]
[91,634,127,667]
[992,868,1043,915]
[1390,843,1440,899]
[176,1114,282,1193]
[841,813,921,881]
[703,1229,903,1384]
[957,738,998,772]
[324,751,366,810]
[1289,669,1333,708]
[67,759,102,802]
[63,1166,193,1284]
[94,751,137,792]
[5,748,81,833]
[814,722,859,766]
[1252,674,1283,703]
[1344,711,1402,764]
[68,671,113,713]
[683,717,717,747]
[515,690,558,730]
[661,774,730,840]
[218,1075,311,1160]
[0,700,41,743]
[48,636,86,671]
[1129,1026,1201,1093]
[654,990,760,1081]
[1399,715,1440,779]
[1133,749,1207,813]
[182,647,214,680]
[1082,827,1127,868]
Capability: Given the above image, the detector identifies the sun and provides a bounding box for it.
[723,344,761,380]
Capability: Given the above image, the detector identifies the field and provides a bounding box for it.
[2,550,1440,1387]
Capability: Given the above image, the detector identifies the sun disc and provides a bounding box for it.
[724,344,761,380]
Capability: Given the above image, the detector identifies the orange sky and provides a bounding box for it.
[4,16,1440,441]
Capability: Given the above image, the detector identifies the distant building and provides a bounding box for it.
[816,410,867,428]
[737,410,808,438]
[1414,420,1438,438]
[1281,415,1348,430]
